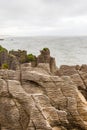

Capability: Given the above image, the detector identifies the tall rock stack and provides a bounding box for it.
[0,46,58,74]
[37,48,58,74]
[0,49,8,66]
[37,48,51,63]
[50,57,57,74]
[8,54,20,70]
[9,50,27,63]
[0,46,20,70]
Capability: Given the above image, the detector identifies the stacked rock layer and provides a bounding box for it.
[0,63,87,130]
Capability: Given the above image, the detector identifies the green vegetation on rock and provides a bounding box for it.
[27,54,35,62]
[0,45,7,52]
[43,48,49,51]
[2,63,9,69]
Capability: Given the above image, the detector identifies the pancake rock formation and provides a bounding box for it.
[0,62,87,130]
[0,46,87,130]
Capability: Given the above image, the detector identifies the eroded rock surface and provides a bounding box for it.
[0,64,87,130]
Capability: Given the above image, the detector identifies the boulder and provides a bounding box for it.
[58,65,77,76]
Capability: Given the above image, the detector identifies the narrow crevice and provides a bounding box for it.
[50,76,85,130]
[22,80,41,87]
[4,79,24,130]
[34,80,59,110]
[13,99,30,130]
[5,79,13,98]
[76,70,87,100]
[13,99,24,130]
[31,95,47,120]
[0,124,1,130]
[19,65,22,85]
[77,70,87,88]
[4,79,30,130]
[32,120,37,130]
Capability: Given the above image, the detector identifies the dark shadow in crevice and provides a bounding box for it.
[78,86,87,100]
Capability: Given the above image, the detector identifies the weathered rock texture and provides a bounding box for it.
[37,48,58,74]
[9,50,27,63]
[1,63,87,130]
[0,46,58,77]
[0,49,19,70]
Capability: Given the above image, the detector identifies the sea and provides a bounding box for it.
[0,36,87,67]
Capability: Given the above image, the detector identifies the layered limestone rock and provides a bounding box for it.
[0,63,87,130]
[9,50,27,64]
[0,46,58,74]
[0,48,19,70]
[37,48,58,74]
[58,65,87,100]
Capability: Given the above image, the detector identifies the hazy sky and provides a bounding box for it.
[0,0,87,36]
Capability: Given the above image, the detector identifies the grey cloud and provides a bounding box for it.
[0,0,87,36]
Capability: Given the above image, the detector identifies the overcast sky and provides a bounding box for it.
[0,0,87,36]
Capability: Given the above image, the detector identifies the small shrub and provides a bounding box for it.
[27,54,35,62]
[43,48,49,51]
[2,63,9,69]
